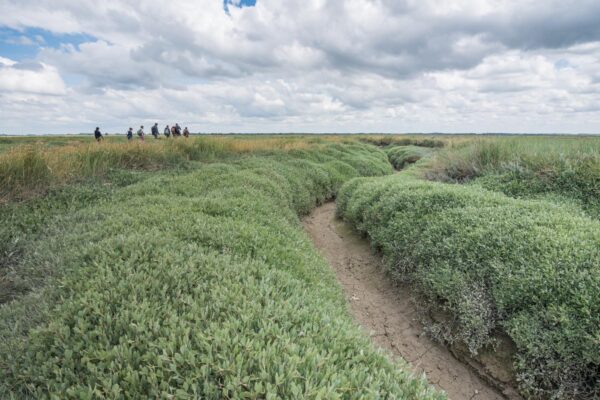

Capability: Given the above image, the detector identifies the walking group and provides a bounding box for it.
[94,123,190,142]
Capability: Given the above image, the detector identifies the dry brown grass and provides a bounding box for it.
[0,136,349,203]
[0,133,459,203]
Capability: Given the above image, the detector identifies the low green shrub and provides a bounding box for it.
[472,162,600,219]
[0,178,138,305]
[425,138,600,218]
[337,173,600,399]
[0,144,442,399]
[1,136,354,202]
[386,146,434,170]
[360,136,445,148]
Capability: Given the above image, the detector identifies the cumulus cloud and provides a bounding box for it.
[0,0,599,133]
[0,57,66,95]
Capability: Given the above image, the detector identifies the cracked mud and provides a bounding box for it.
[303,202,507,400]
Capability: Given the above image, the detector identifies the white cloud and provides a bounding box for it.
[0,57,17,66]
[5,35,36,46]
[0,58,66,95]
[0,0,599,133]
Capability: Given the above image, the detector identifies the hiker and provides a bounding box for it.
[94,127,103,142]
[127,127,133,141]
[151,123,159,139]
[183,127,190,138]
[175,123,182,137]
[164,125,171,138]
[171,125,178,137]
[137,125,145,141]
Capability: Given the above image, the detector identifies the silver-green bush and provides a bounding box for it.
[0,145,444,399]
[385,146,434,170]
[338,173,600,399]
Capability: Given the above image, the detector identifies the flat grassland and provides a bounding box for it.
[1,134,598,399]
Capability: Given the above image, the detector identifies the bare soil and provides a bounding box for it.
[303,202,520,400]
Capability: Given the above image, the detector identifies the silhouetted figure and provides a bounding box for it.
[164,125,171,138]
[137,125,145,141]
[94,127,103,142]
[127,127,133,141]
[151,123,159,139]
[183,127,190,138]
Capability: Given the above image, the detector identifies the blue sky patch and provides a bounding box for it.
[224,0,257,13]
[554,58,571,70]
[0,27,95,61]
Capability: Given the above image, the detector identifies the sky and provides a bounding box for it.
[1,1,600,134]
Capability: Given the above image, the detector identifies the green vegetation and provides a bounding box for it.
[337,171,600,399]
[386,146,434,170]
[425,137,600,218]
[359,136,445,149]
[4,133,599,399]
[0,169,146,305]
[0,135,101,153]
[0,142,444,399]
[1,136,351,202]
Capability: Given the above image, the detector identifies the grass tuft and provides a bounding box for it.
[424,137,600,217]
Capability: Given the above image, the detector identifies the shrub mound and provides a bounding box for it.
[337,173,600,400]
[0,135,353,202]
[386,146,433,170]
[425,138,600,218]
[360,136,445,148]
[0,144,444,399]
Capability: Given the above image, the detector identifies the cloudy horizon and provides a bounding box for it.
[1,0,600,135]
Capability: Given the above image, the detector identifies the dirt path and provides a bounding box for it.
[303,202,507,400]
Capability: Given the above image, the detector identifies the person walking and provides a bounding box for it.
[94,127,103,142]
[171,125,178,137]
[175,123,182,137]
[151,123,159,139]
[164,125,171,138]
[183,127,190,138]
[127,127,133,141]
[137,125,145,141]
